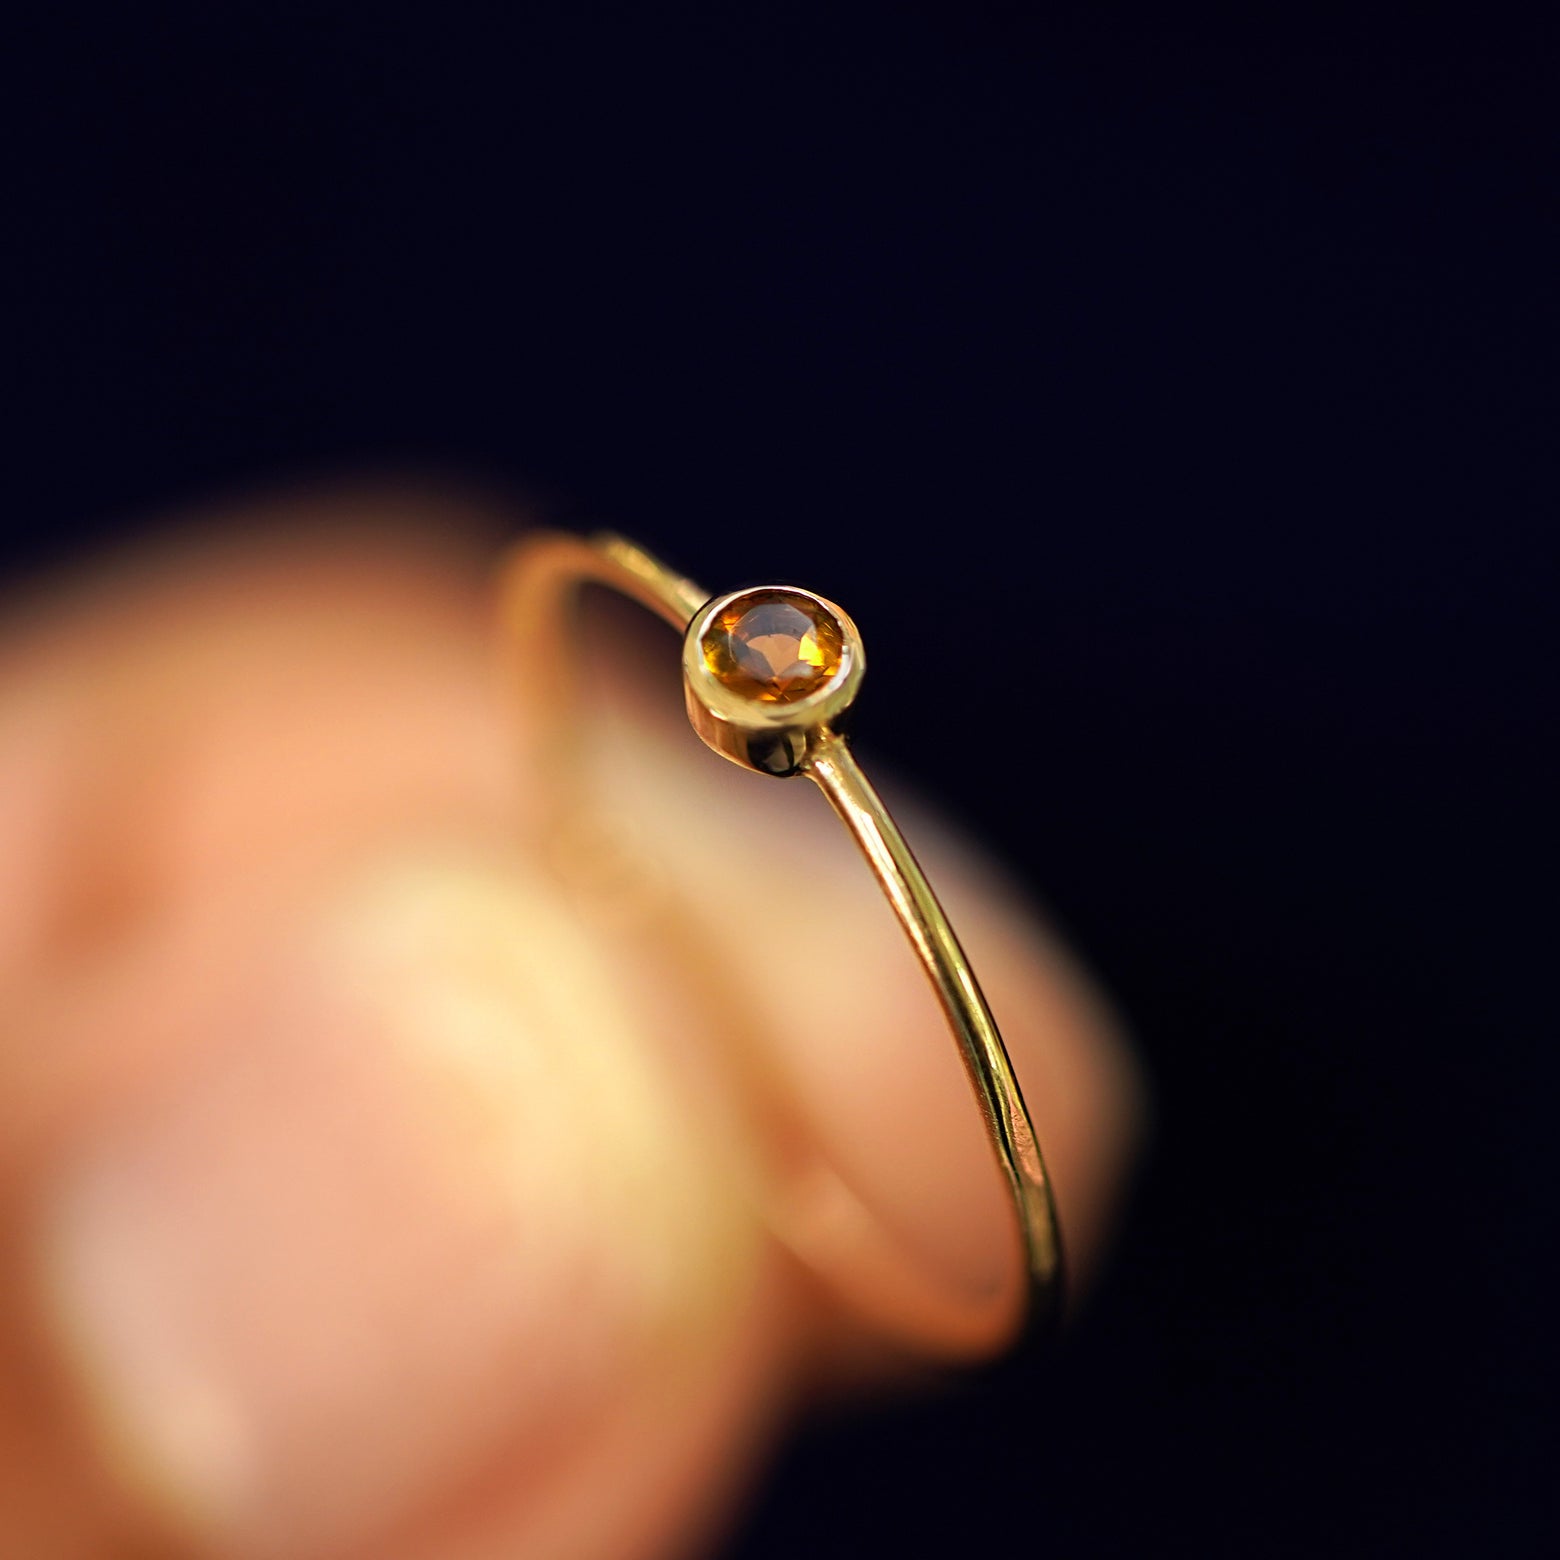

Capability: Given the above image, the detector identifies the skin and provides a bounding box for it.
[0,485,1143,1560]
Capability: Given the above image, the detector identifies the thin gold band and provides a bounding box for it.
[499,530,1063,1349]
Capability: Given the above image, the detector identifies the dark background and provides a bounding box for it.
[4,4,1555,1556]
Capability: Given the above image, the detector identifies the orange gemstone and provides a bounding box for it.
[702,591,844,703]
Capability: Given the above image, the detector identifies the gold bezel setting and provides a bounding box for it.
[682,585,865,776]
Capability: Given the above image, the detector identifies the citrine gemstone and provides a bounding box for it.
[702,591,844,703]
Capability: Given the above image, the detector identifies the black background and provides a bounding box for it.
[4,4,1555,1556]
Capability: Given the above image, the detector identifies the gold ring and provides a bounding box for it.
[499,530,1063,1355]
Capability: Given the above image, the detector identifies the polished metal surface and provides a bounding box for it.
[499,529,1063,1355]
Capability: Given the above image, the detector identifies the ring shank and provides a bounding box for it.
[805,735,1064,1337]
[498,529,1063,1355]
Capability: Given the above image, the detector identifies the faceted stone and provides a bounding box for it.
[702,591,844,703]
